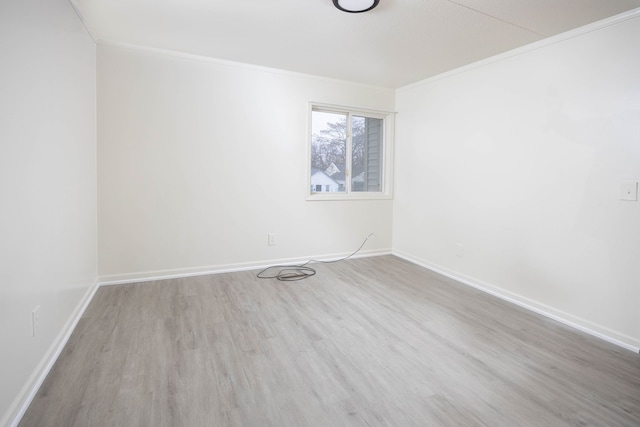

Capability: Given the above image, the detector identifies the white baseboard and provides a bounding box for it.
[98,249,392,286]
[393,250,640,354]
[6,279,100,427]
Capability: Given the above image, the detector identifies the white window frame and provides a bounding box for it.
[307,102,394,201]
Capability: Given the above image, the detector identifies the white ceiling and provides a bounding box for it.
[73,0,640,88]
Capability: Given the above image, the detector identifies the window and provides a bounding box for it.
[308,103,393,200]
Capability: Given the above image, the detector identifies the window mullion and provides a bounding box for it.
[346,113,352,194]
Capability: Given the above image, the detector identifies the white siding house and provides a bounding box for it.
[310,168,342,192]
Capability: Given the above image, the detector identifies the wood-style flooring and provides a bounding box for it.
[20,255,640,426]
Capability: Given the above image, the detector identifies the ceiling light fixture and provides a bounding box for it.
[333,0,380,13]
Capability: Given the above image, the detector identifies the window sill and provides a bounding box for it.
[306,192,393,201]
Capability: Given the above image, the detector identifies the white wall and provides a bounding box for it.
[394,13,640,350]
[0,0,98,425]
[97,45,394,281]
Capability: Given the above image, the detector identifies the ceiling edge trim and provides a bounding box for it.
[96,40,394,91]
[67,0,97,43]
[396,6,640,93]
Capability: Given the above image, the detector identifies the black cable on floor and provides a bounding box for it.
[256,233,374,282]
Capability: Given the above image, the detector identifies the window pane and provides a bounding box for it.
[310,110,347,193]
[352,116,383,192]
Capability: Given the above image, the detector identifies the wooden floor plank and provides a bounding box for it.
[19,256,640,426]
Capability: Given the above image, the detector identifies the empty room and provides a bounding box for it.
[1,0,639,425]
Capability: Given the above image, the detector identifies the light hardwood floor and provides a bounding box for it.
[20,256,640,426]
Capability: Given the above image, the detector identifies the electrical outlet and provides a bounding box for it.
[620,182,638,201]
[456,243,465,257]
[268,233,277,246]
[32,306,40,338]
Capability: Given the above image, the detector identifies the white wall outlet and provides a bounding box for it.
[32,306,41,338]
[268,233,277,246]
[455,243,465,257]
[620,182,638,201]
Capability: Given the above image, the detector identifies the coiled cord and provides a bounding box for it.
[256,233,374,281]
